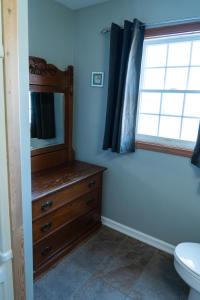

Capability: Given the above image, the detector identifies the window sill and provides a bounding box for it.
[136,140,193,157]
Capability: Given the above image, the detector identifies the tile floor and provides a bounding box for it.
[34,226,189,300]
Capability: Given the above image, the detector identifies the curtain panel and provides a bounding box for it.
[191,123,200,167]
[103,19,145,153]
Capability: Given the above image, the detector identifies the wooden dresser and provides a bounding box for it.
[29,57,106,278]
[32,160,105,278]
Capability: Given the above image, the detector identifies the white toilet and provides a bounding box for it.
[174,243,200,300]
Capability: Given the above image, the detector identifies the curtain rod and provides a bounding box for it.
[100,17,200,34]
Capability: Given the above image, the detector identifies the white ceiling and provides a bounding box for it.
[56,0,110,10]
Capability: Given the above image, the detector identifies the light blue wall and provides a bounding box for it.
[28,0,200,246]
[73,0,200,245]
[28,0,74,155]
[28,0,74,69]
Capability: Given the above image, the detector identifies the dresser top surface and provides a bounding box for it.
[32,160,106,201]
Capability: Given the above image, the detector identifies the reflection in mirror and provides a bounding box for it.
[30,92,65,150]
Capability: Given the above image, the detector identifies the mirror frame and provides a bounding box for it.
[29,57,74,172]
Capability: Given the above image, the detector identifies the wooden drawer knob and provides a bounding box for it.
[88,180,96,188]
[41,246,52,257]
[41,200,53,212]
[40,222,52,233]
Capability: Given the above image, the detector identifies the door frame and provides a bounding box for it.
[2,0,33,299]
[0,1,14,299]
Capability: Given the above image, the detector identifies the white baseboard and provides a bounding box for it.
[101,216,175,255]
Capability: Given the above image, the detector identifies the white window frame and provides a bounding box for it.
[136,32,200,151]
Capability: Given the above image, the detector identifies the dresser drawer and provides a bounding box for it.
[33,190,100,242]
[32,174,101,221]
[33,210,100,268]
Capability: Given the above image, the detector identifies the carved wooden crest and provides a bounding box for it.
[29,56,59,76]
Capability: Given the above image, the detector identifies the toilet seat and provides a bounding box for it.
[174,243,200,293]
[174,243,200,278]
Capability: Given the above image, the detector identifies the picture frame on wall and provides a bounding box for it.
[91,72,104,87]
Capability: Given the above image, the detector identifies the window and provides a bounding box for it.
[136,31,200,154]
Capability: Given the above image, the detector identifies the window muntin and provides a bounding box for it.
[137,33,200,149]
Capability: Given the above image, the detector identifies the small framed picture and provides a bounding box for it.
[91,72,104,87]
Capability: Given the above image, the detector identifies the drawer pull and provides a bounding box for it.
[41,201,53,212]
[88,180,96,188]
[86,198,95,206]
[40,222,52,233]
[41,246,52,257]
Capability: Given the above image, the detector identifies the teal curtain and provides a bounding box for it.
[103,19,145,153]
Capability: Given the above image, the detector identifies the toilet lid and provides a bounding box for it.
[174,243,200,277]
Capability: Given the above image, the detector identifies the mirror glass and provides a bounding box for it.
[29,92,65,150]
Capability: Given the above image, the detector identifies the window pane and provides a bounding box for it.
[167,42,191,66]
[139,92,161,114]
[137,114,159,136]
[191,41,200,66]
[188,67,200,90]
[140,36,200,146]
[165,67,188,90]
[159,116,181,139]
[184,94,200,117]
[143,68,165,89]
[145,44,167,67]
[161,93,184,116]
[181,118,199,142]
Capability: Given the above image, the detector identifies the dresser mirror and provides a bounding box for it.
[29,56,74,172]
[30,92,65,150]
